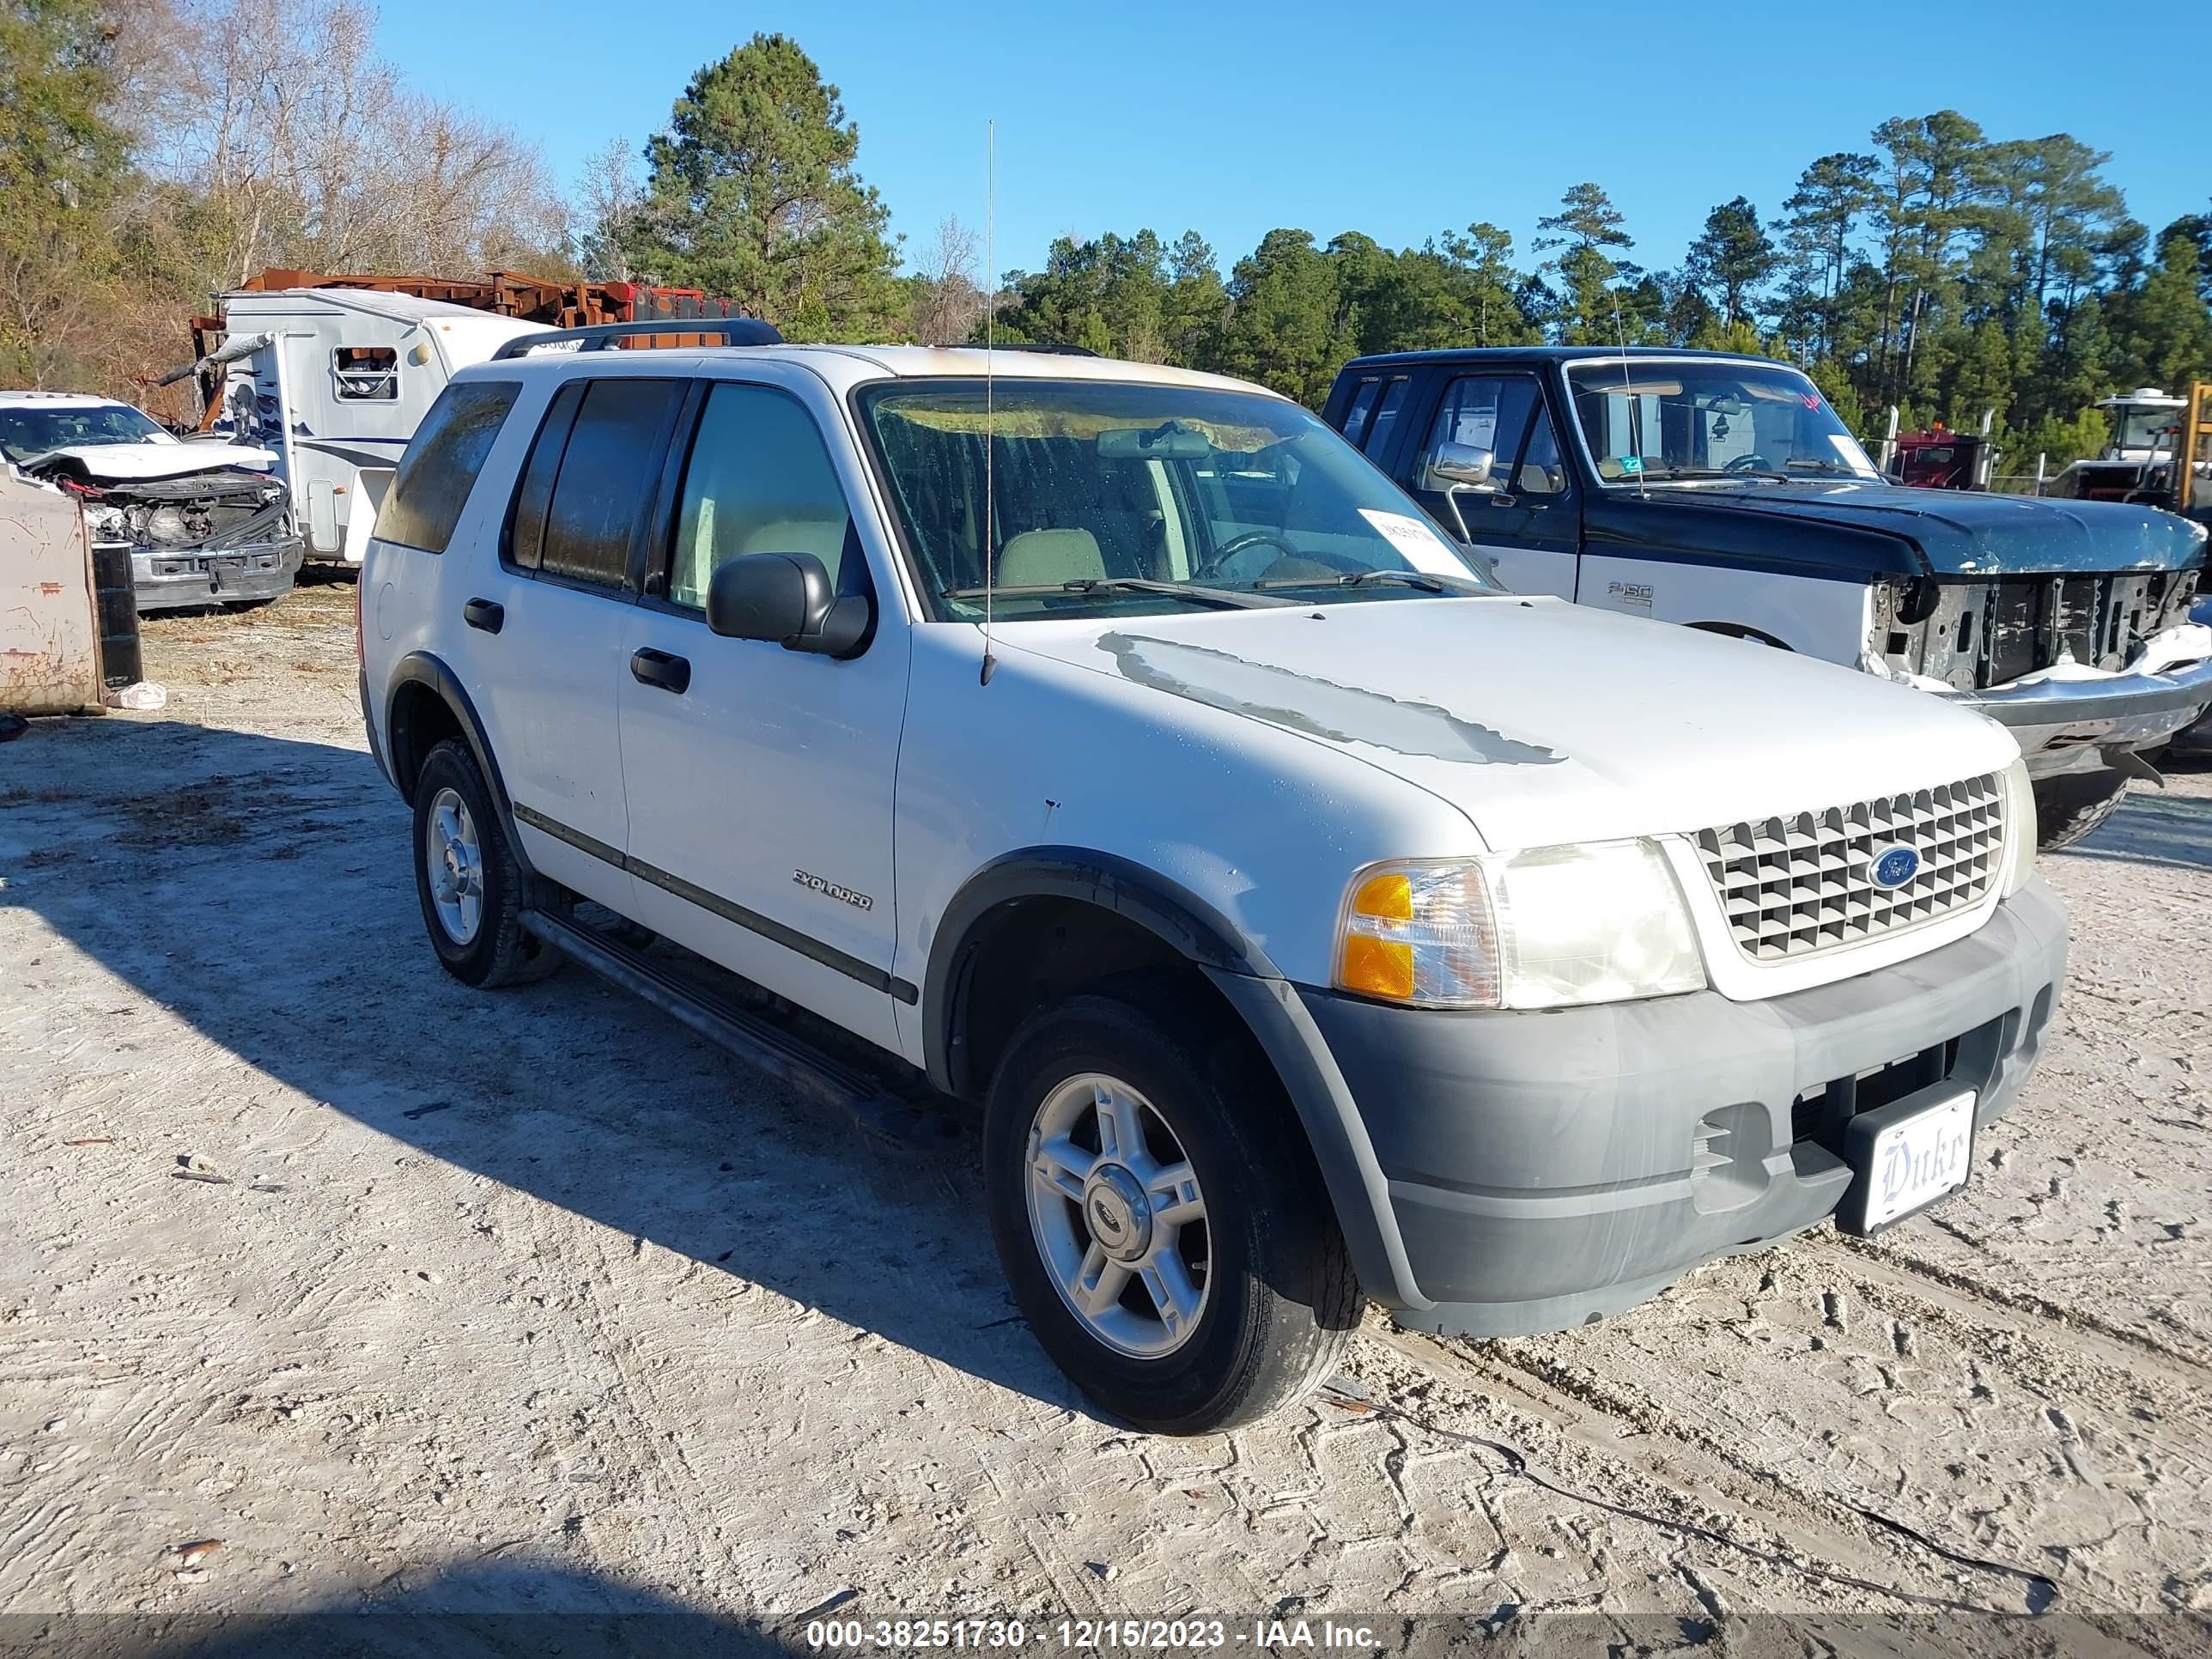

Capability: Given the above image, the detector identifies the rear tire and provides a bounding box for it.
[2031,768,2131,850]
[985,993,1357,1434]
[411,738,562,988]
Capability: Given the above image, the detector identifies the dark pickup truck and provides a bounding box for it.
[1323,347,2212,846]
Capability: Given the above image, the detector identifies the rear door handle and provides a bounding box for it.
[629,647,691,695]
[463,598,504,634]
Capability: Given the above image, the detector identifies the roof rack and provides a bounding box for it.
[490,318,783,361]
[984,342,1098,357]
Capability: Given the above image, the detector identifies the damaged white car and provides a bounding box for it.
[0,392,301,611]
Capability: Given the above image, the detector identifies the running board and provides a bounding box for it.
[520,908,958,1148]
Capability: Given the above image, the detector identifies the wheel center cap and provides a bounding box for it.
[1081,1164,1152,1263]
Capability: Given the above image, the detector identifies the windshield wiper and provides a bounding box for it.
[1641,465,1794,483]
[939,577,1286,610]
[1250,568,1484,594]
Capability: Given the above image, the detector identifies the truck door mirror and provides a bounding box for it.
[1423,441,1498,494]
[706,551,872,658]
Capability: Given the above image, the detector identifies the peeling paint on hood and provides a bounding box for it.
[1098,631,1564,766]
[1004,599,2020,849]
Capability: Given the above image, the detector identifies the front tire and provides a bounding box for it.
[2032,768,2131,850]
[985,994,1356,1433]
[410,739,562,988]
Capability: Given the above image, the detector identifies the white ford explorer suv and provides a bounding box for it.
[358,322,2068,1433]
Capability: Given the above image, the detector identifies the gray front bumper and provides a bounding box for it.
[1291,879,2068,1338]
[1946,657,2212,775]
[127,537,303,611]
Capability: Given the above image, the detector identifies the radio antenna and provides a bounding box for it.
[979,118,999,687]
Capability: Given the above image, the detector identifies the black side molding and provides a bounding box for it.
[513,802,916,1004]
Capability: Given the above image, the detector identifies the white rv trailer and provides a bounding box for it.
[185,288,549,562]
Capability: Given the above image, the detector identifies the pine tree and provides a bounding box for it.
[1534,183,1637,344]
[620,33,902,340]
[1216,229,1348,408]
[1684,198,1776,327]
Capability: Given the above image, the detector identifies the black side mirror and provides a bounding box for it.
[704,552,872,657]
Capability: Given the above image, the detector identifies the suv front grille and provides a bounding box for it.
[1693,774,2003,963]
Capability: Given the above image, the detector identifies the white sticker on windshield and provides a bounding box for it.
[1359,507,1469,575]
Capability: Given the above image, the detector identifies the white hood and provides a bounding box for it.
[1000,596,2021,851]
[21,441,278,482]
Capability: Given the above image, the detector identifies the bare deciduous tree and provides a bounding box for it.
[131,0,567,283]
[908,215,986,345]
[574,137,642,283]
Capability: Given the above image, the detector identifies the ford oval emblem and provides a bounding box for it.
[1869,844,1921,890]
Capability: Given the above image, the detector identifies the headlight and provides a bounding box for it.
[1999,756,2036,896]
[1334,842,1705,1010]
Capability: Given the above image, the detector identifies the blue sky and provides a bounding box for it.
[375,0,2207,282]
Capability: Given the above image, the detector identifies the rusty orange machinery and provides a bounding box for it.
[184,267,757,428]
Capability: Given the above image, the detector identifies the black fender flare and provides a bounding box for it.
[925,848,1429,1310]
[384,652,535,878]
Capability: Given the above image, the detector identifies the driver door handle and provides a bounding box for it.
[629,647,691,696]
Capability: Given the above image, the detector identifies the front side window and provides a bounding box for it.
[1565,359,1880,483]
[859,378,1500,622]
[377,380,520,554]
[535,378,682,588]
[666,383,855,611]
[334,346,398,401]
[1420,376,1536,489]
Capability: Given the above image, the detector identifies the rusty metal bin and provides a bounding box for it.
[2,468,113,714]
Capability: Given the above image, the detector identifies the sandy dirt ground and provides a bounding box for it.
[3,577,2208,1657]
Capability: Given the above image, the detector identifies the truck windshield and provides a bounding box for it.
[2111,408,2180,453]
[859,379,1499,620]
[1565,360,1880,484]
[0,403,174,463]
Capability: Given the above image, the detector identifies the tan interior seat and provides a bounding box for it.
[738,518,848,574]
[674,514,849,607]
[997,527,1105,586]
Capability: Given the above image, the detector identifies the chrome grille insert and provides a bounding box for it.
[1693,774,2003,963]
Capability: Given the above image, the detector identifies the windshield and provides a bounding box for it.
[0,402,173,463]
[859,379,1499,621]
[2112,408,2180,452]
[1565,360,1879,483]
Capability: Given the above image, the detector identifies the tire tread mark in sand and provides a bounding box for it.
[1362,1331,1915,1592]
[575,1230,715,1560]
[1348,1333,2066,1620]
[1815,1233,2210,1386]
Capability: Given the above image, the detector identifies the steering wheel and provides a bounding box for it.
[1723,453,1773,473]
[1194,529,1303,580]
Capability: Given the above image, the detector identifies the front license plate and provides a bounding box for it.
[205,556,244,592]
[1838,1090,1976,1234]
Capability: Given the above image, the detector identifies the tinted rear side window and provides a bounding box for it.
[377,380,520,554]
[1360,377,1411,458]
[538,378,683,589]
[505,381,586,572]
